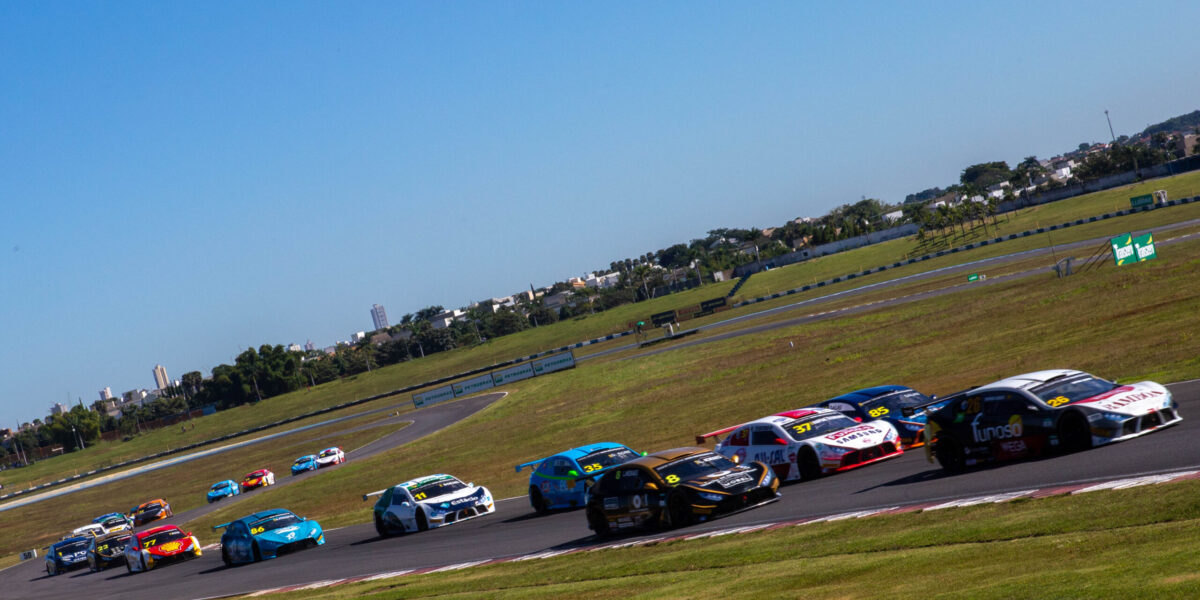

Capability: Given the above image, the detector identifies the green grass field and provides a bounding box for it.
[261,477,1200,599]
[174,229,1200,539]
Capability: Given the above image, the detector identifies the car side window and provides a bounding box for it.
[826,401,859,417]
[552,458,572,476]
[594,470,620,495]
[616,468,645,492]
[983,392,1026,416]
[726,427,749,446]
[750,427,778,445]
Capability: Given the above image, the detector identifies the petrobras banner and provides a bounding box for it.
[452,374,495,397]
[491,363,535,386]
[532,351,575,376]
[412,385,455,408]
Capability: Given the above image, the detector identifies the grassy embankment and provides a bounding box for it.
[12,170,1200,491]
[265,477,1200,599]
[0,412,407,558]
[183,228,1200,536]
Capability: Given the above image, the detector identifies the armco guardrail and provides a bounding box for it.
[731,196,1199,308]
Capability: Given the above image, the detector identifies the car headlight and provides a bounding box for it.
[1098,412,1127,423]
[817,444,852,457]
[697,492,724,503]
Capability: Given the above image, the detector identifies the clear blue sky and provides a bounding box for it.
[2,2,1198,426]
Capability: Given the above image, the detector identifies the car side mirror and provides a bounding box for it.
[186,532,193,537]
[401,501,410,507]
[644,482,659,491]
[468,483,475,487]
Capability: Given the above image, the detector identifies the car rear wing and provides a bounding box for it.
[900,389,970,417]
[514,458,548,473]
[212,522,231,532]
[695,424,740,445]
[362,489,386,502]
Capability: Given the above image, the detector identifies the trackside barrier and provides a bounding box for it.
[412,351,576,408]
[729,195,1200,309]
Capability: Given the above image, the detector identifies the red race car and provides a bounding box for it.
[239,469,276,492]
[123,525,201,573]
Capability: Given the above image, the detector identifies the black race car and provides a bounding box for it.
[583,447,779,537]
[88,530,133,571]
[913,369,1180,472]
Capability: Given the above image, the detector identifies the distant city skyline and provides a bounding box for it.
[371,304,389,331]
[3,2,1200,426]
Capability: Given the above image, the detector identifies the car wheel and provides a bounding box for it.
[415,509,429,532]
[46,563,54,577]
[222,546,233,567]
[125,560,133,574]
[1059,412,1093,453]
[252,541,262,562]
[586,506,611,537]
[798,448,822,481]
[666,493,693,529]
[374,514,390,538]
[529,487,549,515]
[935,436,967,473]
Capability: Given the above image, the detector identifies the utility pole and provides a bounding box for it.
[1105,109,1116,142]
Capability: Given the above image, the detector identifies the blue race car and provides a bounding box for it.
[92,511,127,524]
[815,385,946,449]
[46,536,91,576]
[291,454,318,475]
[214,509,324,566]
[207,480,241,503]
[515,442,641,514]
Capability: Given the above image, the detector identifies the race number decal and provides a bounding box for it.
[791,422,812,434]
[665,474,680,484]
[868,407,889,418]
[413,492,428,500]
[250,526,265,535]
[1046,396,1070,407]
[582,463,603,473]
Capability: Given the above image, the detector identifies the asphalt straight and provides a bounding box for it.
[6,382,1198,600]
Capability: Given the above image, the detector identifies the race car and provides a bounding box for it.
[291,454,318,475]
[240,468,276,492]
[207,479,241,503]
[816,385,946,448]
[697,408,903,482]
[94,513,134,533]
[583,447,779,536]
[45,536,91,576]
[364,474,495,536]
[92,511,128,525]
[515,442,641,514]
[130,499,173,527]
[917,369,1181,472]
[123,524,202,573]
[215,508,325,566]
[315,446,345,468]
[87,530,133,572]
[70,523,107,538]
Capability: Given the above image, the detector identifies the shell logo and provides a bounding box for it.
[159,542,182,553]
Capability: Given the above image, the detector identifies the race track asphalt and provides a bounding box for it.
[6,382,1197,600]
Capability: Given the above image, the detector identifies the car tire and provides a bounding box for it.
[125,560,133,574]
[529,487,549,515]
[222,546,233,567]
[1059,412,1093,453]
[252,542,262,562]
[46,563,54,577]
[666,493,693,529]
[798,449,821,481]
[374,514,390,538]
[415,509,429,532]
[935,436,967,473]
[586,506,611,537]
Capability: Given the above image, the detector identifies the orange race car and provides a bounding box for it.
[129,499,173,527]
[239,468,276,492]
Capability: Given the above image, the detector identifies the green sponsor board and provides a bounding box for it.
[1130,194,1154,209]
[1132,232,1157,262]
[967,273,980,282]
[1111,233,1136,266]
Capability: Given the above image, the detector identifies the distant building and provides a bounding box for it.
[584,272,621,289]
[324,346,337,355]
[882,209,904,223]
[304,340,316,352]
[99,387,113,401]
[430,309,466,330]
[351,331,367,343]
[287,343,302,352]
[153,364,170,391]
[122,389,147,405]
[0,428,11,440]
[50,402,68,416]
[371,304,389,330]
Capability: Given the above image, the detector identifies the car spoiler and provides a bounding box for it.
[514,458,547,473]
[362,489,386,502]
[695,423,740,445]
[212,522,231,532]
[900,389,970,417]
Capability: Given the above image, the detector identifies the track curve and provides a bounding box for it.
[4,383,1198,600]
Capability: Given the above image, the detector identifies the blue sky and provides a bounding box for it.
[2,2,1198,426]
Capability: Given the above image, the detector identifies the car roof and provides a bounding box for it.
[826,385,913,404]
[54,536,91,547]
[235,508,292,525]
[136,499,166,509]
[297,454,316,460]
[558,442,630,461]
[626,447,709,469]
[320,447,340,452]
[137,525,180,539]
[975,369,1084,392]
[398,473,461,489]
[94,530,132,542]
[246,469,268,475]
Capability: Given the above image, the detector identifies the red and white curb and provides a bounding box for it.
[229,468,1200,597]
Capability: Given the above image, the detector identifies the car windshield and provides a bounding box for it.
[784,413,859,441]
[141,529,185,547]
[249,512,302,532]
[294,457,313,466]
[244,472,264,479]
[211,482,230,491]
[137,503,161,514]
[1031,373,1117,405]
[57,540,89,555]
[408,479,466,499]
[101,517,127,527]
[319,449,338,457]
[654,452,737,481]
[858,390,932,415]
[94,534,132,552]
[575,447,639,471]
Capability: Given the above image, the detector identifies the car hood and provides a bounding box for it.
[812,423,894,449]
[682,465,762,494]
[1074,382,1172,416]
[208,487,234,497]
[420,487,489,512]
[256,522,320,545]
[315,455,338,463]
[145,537,194,557]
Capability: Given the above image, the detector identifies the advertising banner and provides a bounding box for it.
[532,351,576,376]
[1110,233,1136,266]
[1132,232,1157,262]
[1130,194,1154,209]
[700,297,727,311]
[491,363,535,386]
[452,374,495,397]
[412,385,455,408]
[650,310,676,326]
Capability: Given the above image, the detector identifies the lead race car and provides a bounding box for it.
[215,508,324,566]
[697,407,903,482]
[515,442,642,514]
[364,474,495,536]
[914,369,1181,471]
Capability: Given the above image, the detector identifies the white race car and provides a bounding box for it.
[70,523,107,538]
[315,446,345,468]
[364,474,494,536]
[697,408,903,481]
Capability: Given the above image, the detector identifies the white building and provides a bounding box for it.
[584,272,621,289]
[153,364,170,391]
[99,387,113,401]
[287,343,303,352]
[430,308,466,329]
[351,331,367,343]
[50,402,68,416]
